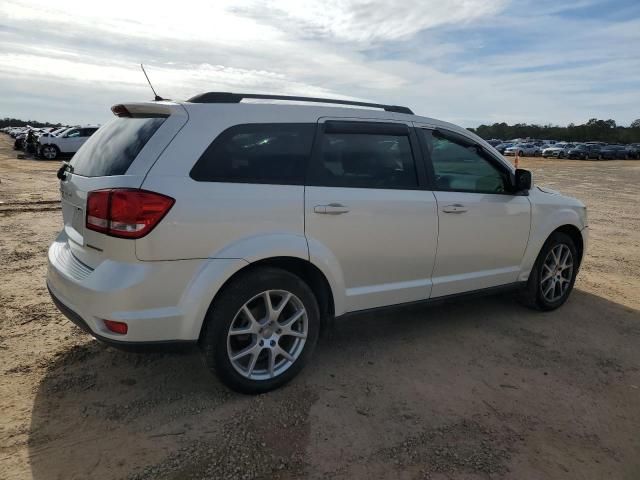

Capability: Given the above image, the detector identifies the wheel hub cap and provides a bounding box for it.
[227,290,308,381]
[540,244,574,302]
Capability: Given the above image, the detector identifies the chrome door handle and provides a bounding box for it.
[442,204,467,214]
[314,203,350,215]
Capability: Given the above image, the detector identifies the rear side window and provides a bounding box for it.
[70,117,166,177]
[309,124,418,189]
[190,123,315,184]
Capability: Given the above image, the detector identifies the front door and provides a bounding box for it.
[305,120,439,313]
[416,127,531,298]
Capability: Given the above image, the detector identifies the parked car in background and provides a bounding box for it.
[542,143,575,158]
[37,127,72,157]
[566,144,590,160]
[39,125,99,159]
[585,144,603,159]
[487,139,503,147]
[46,93,588,393]
[38,126,70,141]
[495,142,514,154]
[599,145,626,160]
[504,143,540,156]
[624,144,639,159]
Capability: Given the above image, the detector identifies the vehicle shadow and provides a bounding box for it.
[28,289,640,479]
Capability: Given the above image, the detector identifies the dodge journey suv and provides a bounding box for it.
[47,93,588,393]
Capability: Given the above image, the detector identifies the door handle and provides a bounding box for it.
[442,204,467,214]
[314,203,350,215]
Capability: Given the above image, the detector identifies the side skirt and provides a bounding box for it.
[335,281,527,321]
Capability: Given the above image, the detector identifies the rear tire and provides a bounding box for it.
[199,267,320,394]
[519,232,579,311]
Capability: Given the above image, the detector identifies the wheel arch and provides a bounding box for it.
[519,203,587,282]
[197,256,336,341]
[550,224,584,267]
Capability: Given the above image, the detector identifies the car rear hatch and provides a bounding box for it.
[58,102,188,269]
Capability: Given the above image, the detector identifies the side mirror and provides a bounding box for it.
[514,168,532,191]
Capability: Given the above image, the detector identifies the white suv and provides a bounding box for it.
[47,93,588,393]
[39,125,99,159]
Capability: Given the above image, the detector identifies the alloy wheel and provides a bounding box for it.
[227,290,308,380]
[42,146,56,159]
[540,244,573,302]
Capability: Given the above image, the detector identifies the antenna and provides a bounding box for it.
[140,64,164,101]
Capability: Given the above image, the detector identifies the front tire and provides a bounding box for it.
[519,232,579,311]
[199,267,320,394]
[41,145,59,160]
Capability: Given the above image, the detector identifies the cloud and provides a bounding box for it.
[0,0,638,127]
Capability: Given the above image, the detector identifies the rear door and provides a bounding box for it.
[415,126,531,297]
[305,119,439,312]
[59,104,187,268]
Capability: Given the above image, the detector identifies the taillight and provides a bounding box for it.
[86,189,174,239]
[104,320,128,335]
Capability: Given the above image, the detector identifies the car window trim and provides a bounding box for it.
[417,127,518,196]
[306,120,428,191]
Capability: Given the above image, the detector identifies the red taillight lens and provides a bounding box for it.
[86,190,110,234]
[85,189,174,239]
[104,320,128,335]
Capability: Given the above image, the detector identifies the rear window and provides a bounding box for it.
[70,117,166,177]
[190,123,315,184]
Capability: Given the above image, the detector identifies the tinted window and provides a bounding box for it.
[310,130,418,189]
[65,129,80,138]
[190,124,315,184]
[70,117,166,177]
[422,130,509,194]
[79,128,98,137]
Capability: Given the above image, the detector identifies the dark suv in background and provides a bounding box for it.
[566,144,590,159]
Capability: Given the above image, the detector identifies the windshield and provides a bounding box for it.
[70,116,166,177]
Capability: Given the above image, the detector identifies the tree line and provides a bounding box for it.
[0,117,64,129]
[469,118,640,144]
[4,115,640,144]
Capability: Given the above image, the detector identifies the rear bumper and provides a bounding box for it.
[47,285,195,351]
[46,231,246,343]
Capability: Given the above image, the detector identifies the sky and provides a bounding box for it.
[0,0,639,127]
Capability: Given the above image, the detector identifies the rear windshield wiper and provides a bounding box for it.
[57,161,74,180]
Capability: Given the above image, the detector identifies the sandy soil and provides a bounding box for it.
[1,134,639,480]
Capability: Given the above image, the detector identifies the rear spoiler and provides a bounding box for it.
[110,102,179,118]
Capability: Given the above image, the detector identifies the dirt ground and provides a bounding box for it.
[1,133,639,480]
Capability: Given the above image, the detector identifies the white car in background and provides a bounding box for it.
[542,143,575,158]
[39,125,100,160]
[504,143,540,156]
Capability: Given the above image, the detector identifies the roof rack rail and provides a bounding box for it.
[186,92,413,114]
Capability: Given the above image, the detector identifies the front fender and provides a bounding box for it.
[518,204,586,281]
